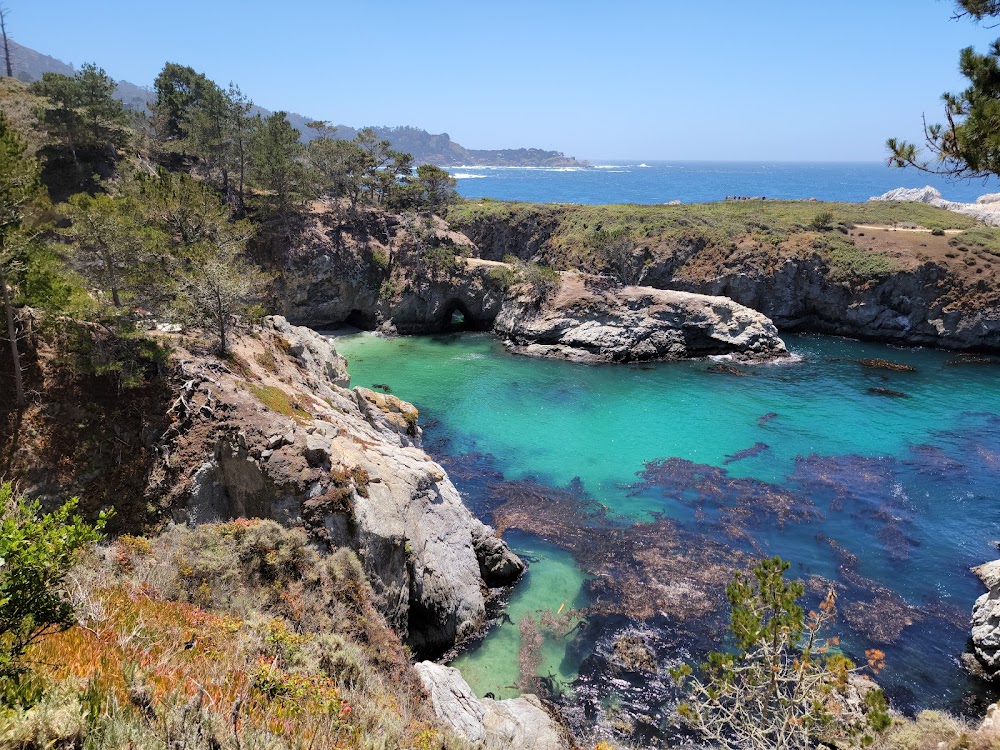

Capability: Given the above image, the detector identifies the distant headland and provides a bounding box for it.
[4,39,588,169]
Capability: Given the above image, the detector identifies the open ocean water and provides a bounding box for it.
[448,160,999,205]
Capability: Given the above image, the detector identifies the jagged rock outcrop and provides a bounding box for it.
[453,204,1000,352]
[151,316,524,655]
[414,661,569,749]
[494,272,787,363]
[870,186,1000,226]
[964,560,1000,679]
[276,211,506,333]
[660,254,1000,352]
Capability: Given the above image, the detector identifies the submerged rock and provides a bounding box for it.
[610,631,659,674]
[414,661,569,748]
[867,387,912,398]
[494,272,788,363]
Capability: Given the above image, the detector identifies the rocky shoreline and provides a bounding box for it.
[151,316,525,656]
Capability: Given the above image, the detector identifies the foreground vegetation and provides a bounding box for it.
[1,490,463,749]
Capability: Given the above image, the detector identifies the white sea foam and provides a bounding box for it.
[593,164,633,169]
[453,173,488,179]
[638,163,651,168]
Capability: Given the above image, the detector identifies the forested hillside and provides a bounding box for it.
[1,39,586,167]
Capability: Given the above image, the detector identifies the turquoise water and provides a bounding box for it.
[335,331,1000,727]
[449,161,999,204]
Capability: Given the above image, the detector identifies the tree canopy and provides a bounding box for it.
[888,1,1000,178]
[29,63,129,168]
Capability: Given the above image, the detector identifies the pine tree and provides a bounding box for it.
[889,1,1000,178]
[251,112,314,220]
[0,112,41,409]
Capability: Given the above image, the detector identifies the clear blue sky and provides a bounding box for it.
[11,1,999,160]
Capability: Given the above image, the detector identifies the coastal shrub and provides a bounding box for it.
[487,264,519,290]
[672,556,890,750]
[879,710,968,749]
[824,239,895,282]
[0,484,109,700]
[956,226,1000,256]
[378,278,399,302]
[13,520,459,750]
[811,210,835,230]
[249,383,313,423]
[932,227,946,236]
[422,244,461,276]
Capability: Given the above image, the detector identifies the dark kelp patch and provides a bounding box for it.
[828,357,918,372]
[868,386,912,398]
[490,478,743,623]
[629,457,822,547]
[723,441,771,465]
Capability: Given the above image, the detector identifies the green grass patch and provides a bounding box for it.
[823,237,897,281]
[447,199,977,269]
[953,226,1000,256]
[249,384,312,423]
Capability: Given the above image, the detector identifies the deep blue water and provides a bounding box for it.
[449,161,999,204]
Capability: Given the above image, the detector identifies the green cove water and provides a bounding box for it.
[334,330,1000,731]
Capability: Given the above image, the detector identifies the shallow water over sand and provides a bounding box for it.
[335,331,1000,737]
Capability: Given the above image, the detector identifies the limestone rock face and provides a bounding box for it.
[966,560,1000,678]
[275,213,506,334]
[153,317,524,656]
[414,661,569,749]
[494,272,787,363]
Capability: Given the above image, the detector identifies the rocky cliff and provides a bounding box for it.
[275,210,507,334]
[448,201,1000,352]
[149,316,524,655]
[494,271,788,363]
[415,661,569,748]
[966,560,1000,680]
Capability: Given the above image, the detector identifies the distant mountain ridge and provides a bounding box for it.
[4,40,587,168]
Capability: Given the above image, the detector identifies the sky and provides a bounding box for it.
[10,1,1000,161]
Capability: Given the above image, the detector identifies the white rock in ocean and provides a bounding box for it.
[494,271,788,364]
[871,186,944,204]
[870,185,1000,226]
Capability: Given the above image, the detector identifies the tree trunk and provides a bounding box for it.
[236,140,246,215]
[0,9,12,78]
[105,254,121,307]
[216,292,226,354]
[0,262,24,409]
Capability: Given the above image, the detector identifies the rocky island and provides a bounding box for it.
[493,271,788,363]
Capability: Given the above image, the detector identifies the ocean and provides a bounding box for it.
[336,332,1000,745]
[334,161,1000,746]
[448,160,999,205]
